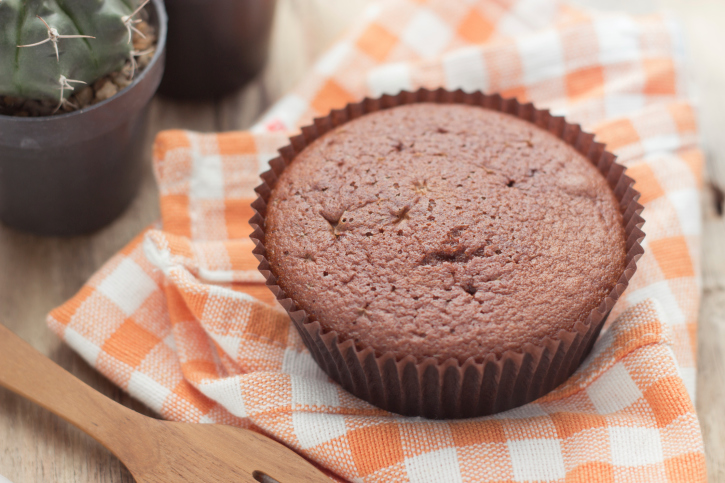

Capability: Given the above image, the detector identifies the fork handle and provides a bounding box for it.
[0,324,153,457]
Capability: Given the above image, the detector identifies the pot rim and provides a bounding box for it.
[0,0,168,123]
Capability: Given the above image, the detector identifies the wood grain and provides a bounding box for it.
[0,0,723,481]
[0,326,328,483]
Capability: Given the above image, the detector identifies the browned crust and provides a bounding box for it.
[250,88,645,419]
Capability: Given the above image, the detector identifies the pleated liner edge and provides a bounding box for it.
[249,88,645,419]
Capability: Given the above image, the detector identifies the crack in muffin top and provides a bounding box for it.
[265,103,626,362]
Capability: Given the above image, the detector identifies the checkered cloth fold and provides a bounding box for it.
[48,0,706,481]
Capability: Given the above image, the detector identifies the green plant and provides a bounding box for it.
[0,0,148,111]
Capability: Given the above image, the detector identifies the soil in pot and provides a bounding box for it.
[0,12,157,117]
[0,0,167,237]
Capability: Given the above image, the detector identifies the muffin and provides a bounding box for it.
[251,90,644,418]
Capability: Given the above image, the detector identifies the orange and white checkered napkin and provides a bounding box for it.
[49,1,706,481]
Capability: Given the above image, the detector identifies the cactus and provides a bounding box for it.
[0,0,148,111]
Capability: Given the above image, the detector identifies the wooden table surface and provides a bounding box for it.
[1,0,723,482]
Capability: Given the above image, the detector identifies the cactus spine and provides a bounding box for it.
[0,0,147,110]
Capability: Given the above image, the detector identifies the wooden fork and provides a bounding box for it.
[0,324,329,483]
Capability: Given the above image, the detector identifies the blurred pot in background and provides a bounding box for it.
[159,0,277,99]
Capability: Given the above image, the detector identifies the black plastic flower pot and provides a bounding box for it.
[158,0,276,100]
[0,0,167,237]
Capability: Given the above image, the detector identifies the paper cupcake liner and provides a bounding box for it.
[250,88,645,419]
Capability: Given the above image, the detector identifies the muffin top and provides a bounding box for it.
[265,103,626,362]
